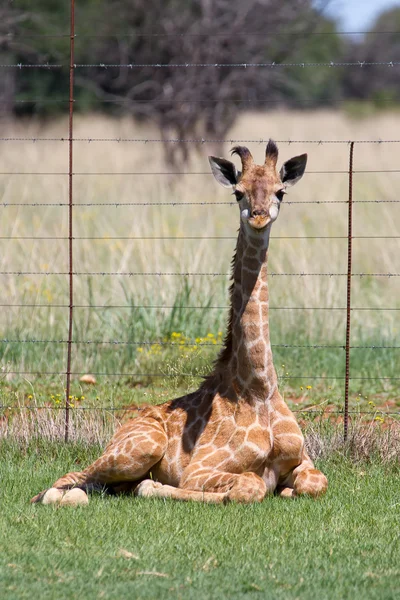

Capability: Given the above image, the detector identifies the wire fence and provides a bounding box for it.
[4,60,400,68]
[1,3,399,443]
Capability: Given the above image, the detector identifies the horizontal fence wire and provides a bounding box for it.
[0,304,398,311]
[1,174,400,180]
[2,61,400,69]
[1,138,400,144]
[1,271,399,277]
[0,406,398,417]
[0,237,399,241]
[1,199,400,206]
[1,371,399,380]
[1,339,399,350]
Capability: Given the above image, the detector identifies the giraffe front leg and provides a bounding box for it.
[135,480,227,503]
[136,470,267,504]
[277,451,328,498]
[31,416,168,504]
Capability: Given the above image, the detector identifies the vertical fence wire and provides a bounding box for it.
[65,0,75,442]
[344,141,355,441]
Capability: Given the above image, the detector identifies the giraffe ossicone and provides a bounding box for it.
[31,139,327,506]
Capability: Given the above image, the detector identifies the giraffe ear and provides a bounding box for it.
[208,156,239,188]
[280,154,307,188]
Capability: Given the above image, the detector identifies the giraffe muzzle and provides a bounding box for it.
[248,214,270,230]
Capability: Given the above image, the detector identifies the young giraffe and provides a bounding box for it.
[32,140,327,505]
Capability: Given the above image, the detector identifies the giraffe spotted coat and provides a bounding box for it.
[32,140,327,504]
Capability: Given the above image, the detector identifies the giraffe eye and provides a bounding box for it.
[276,189,286,202]
[235,190,244,202]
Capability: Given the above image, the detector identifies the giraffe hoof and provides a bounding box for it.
[41,488,65,505]
[278,487,297,499]
[135,480,163,498]
[60,488,89,506]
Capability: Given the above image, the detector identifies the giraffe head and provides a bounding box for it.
[209,140,307,236]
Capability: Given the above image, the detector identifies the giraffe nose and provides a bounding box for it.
[251,208,266,218]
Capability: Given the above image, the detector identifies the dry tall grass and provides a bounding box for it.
[1,110,399,334]
[0,401,118,445]
[304,418,400,463]
[2,403,399,463]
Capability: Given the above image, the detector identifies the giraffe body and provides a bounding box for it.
[33,390,323,503]
[31,141,327,505]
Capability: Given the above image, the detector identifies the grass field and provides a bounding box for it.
[0,111,399,598]
[1,440,399,600]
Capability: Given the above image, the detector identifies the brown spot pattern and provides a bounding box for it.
[32,144,327,505]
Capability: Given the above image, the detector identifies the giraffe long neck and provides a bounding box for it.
[226,224,278,402]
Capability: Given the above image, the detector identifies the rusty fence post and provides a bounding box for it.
[344,141,355,442]
[65,0,75,442]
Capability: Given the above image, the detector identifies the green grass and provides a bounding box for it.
[1,113,399,597]
[1,440,399,599]
[1,306,399,423]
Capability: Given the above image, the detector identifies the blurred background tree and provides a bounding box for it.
[341,7,400,108]
[1,0,399,162]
